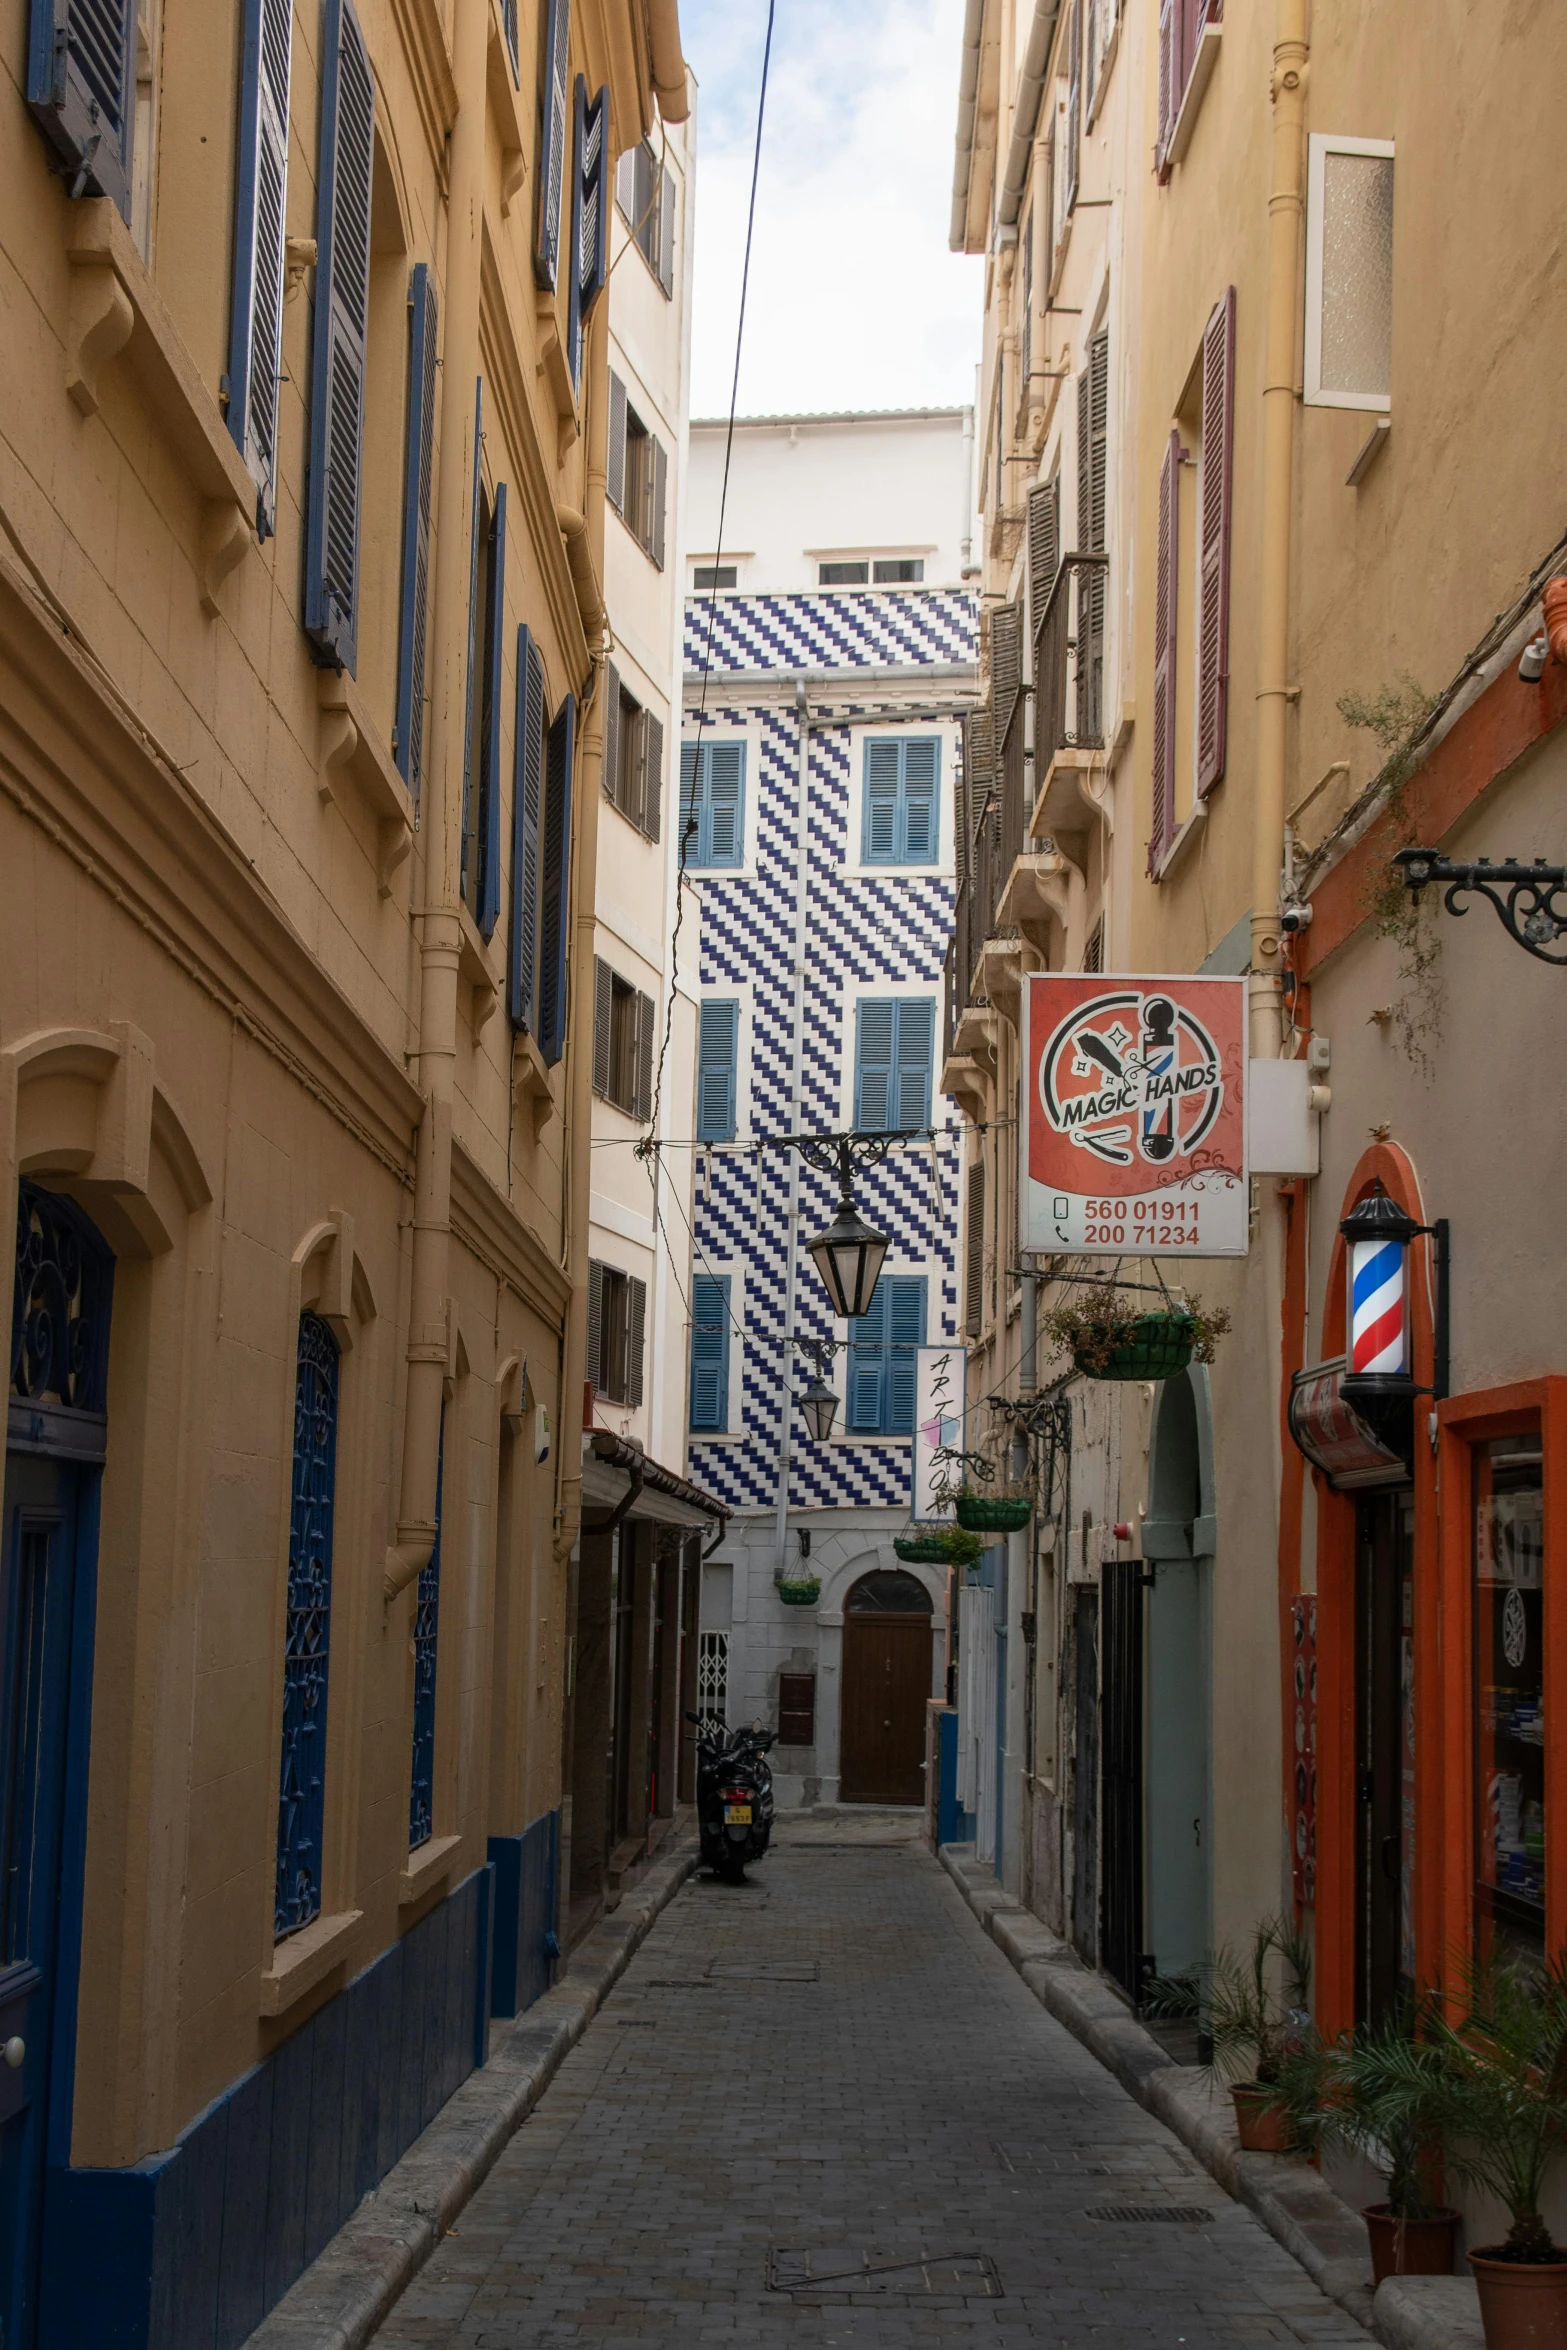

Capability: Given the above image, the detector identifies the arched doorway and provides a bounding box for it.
[4,1181,113,2348]
[1143,1366,1216,1980]
[839,1570,933,1804]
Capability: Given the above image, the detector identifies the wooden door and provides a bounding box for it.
[840,1614,931,1802]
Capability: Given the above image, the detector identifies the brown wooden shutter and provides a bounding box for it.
[642,711,663,840]
[634,988,655,1119]
[586,1259,605,1392]
[1026,478,1059,645]
[1065,0,1082,214]
[1196,285,1235,796]
[603,661,621,808]
[965,1155,987,1337]
[1149,429,1181,871]
[626,1276,646,1406]
[657,167,675,295]
[990,603,1023,751]
[651,438,668,568]
[593,956,612,1094]
[607,372,627,511]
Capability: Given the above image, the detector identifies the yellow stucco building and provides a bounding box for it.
[0,0,687,2338]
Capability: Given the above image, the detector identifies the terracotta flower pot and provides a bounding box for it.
[1364,2204,1460,2285]
[1230,2082,1295,2152]
[1469,2250,1567,2350]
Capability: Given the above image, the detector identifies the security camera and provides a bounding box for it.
[1520,631,1549,683]
[1279,901,1314,933]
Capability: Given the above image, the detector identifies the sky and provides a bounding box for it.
[677,0,985,420]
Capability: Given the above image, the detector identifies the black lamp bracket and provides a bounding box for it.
[779,1131,903,1191]
[1395,848,1567,964]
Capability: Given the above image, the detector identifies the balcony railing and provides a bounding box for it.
[1034,553,1110,777]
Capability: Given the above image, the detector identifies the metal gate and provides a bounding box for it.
[1100,1560,1145,2002]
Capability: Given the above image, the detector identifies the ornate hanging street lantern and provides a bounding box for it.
[796,1372,840,1442]
[804,1139,890,1321]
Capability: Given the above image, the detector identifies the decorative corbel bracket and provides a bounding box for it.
[534,292,579,457]
[457,910,500,1035]
[315,668,416,897]
[512,1029,557,1139]
[65,251,133,418]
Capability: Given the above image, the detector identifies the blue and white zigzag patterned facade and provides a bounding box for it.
[684,589,979,1515]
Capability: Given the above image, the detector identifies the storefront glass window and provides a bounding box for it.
[1474,1432,1545,1955]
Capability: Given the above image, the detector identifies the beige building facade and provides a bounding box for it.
[948,1,1567,2227]
[0,0,687,2340]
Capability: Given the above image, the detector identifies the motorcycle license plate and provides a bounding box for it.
[723,1803,752,1824]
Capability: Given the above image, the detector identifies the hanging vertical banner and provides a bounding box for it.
[912,1345,963,1522]
[1020,973,1249,1255]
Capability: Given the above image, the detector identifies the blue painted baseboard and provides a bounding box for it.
[935,1709,964,1848]
[488,1809,559,2017]
[40,1863,494,2350]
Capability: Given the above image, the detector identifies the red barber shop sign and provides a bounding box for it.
[1020,973,1248,1256]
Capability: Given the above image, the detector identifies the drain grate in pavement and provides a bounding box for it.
[768,2250,1002,2300]
[1084,2205,1216,2224]
[643,1978,715,1989]
[707,1957,819,1982]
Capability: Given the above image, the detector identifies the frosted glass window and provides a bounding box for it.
[1305,136,1394,411]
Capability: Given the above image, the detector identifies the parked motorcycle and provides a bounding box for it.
[687,1711,775,1882]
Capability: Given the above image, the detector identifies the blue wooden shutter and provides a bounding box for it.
[538,693,576,1065]
[227,0,293,536]
[887,1277,926,1434]
[863,741,901,863]
[894,999,935,1131]
[855,1001,896,1132]
[566,78,607,393]
[689,1275,729,1432]
[478,484,507,938]
[510,626,545,1028]
[459,380,484,912]
[534,0,570,289]
[705,742,744,866]
[394,264,438,797]
[27,0,137,219]
[697,1001,738,1141]
[902,739,939,861]
[847,1284,888,1433]
[304,0,375,672]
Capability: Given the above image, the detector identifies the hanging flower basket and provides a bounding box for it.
[1041,1291,1230,1382]
[954,1491,1033,1533]
[776,1577,822,1607]
[894,1525,985,1570]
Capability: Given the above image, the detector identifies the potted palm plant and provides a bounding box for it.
[1148,1917,1312,2150]
[1404,1950,1567,2349]
[1262,2013,1460,2282]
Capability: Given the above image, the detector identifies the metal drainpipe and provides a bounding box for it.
[1250,0,1309,1063]
[553,301,610,1565]
[772,679,813,1579]
[384,0,486,1601]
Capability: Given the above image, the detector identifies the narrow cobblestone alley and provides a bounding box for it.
[372,1819,1371,2349]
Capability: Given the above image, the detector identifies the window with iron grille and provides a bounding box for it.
[276,1310,339,1935]
[587,1260,647,1406]
[697,1628,729,1726]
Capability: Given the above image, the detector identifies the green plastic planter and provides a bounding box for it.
[954,1492,1033,1533]
[1074,1311,1195,1382]
[777,1578,821,1607]
[893,1533,950,1564]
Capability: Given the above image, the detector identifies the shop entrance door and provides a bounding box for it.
[1100,1562,1144,2001]
[1355,1489,1414,2025]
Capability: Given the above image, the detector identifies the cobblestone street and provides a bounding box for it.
[373,1819,1371,2348]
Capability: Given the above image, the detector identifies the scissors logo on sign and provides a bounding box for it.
[1039,989,1226,1170]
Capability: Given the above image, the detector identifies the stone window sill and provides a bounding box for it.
[260,1906,363,2018]
[63,199,257,616]
[1151,799,1208,884]
[400,1831,462,1909]
[316,667,414,898]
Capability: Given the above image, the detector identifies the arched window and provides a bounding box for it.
[846,1569,933,1615]
[409,1411,445,1849]
[275,1311,339,1937]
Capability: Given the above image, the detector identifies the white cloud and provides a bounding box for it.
[681,0,984,418]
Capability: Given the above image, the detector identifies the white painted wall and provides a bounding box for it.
[685,409,977,593]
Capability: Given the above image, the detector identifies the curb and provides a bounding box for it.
[938,1842,1389,2333]
[245,1831,699,2349]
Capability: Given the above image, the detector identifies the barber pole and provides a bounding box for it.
[1350,1231,1406,1375]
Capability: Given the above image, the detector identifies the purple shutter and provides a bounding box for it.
[1196,287,1236,796]
[1155,0,1176,177]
